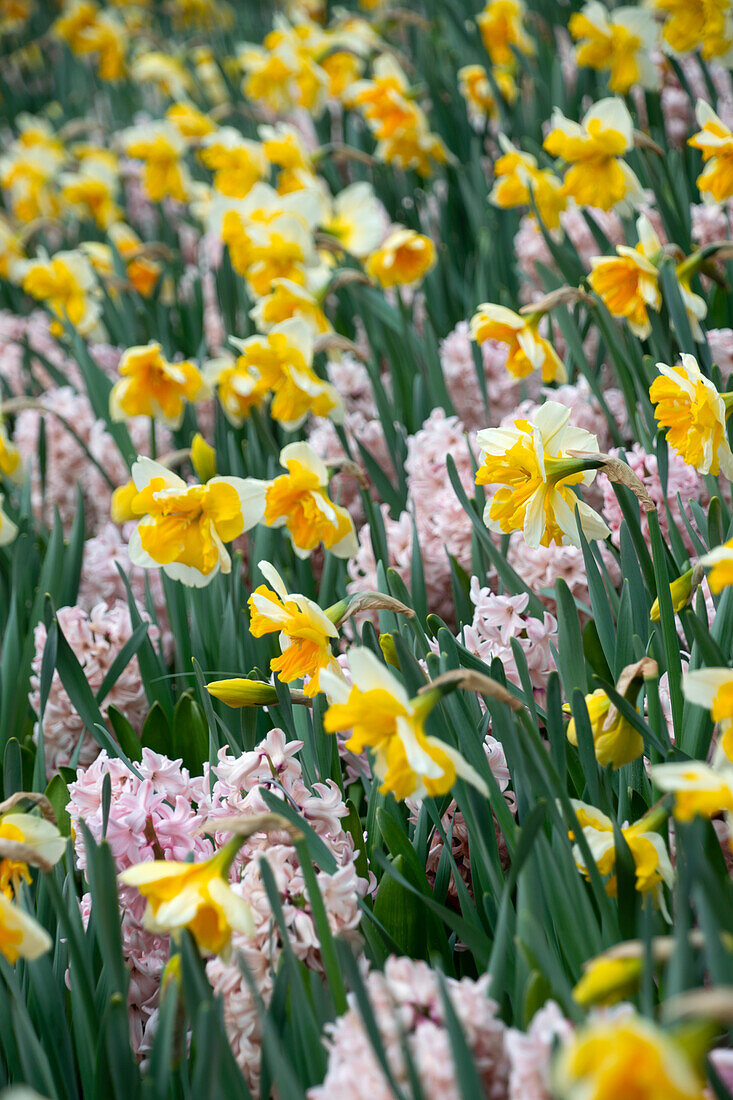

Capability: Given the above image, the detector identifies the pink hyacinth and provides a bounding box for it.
[708,329,733,380]
[439,320,535,428]
[505,1001,573,1100]
[598,443,707,551]
[200,728,369,1092]
[0,309,83,394]
[29,601,157,775]
[67,748,211,1053]
[308,956,509,1100]
[461,579,557,692]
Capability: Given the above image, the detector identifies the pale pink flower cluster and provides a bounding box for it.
[77,522,172,653]
[505,1001,573,1100]
[29,601,157,775]
[438,320,534,428]
[14,385,170,533]
[461,579,557,692]
[201,729,369,1091]
[308,956,509,1100]
[0,309,83,393]
[66,749,211,1055]
[709,329,733,379]
[514,208,624,301]
[598,443,707,550]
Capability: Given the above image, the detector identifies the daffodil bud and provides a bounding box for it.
[379,633,400,669]
[206,678,280,708]
[190,432,216,482]
[573,955,642,1008]
[650,566,703,620]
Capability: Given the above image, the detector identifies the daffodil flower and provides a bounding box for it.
[365,228,436,288]
[700,539,733,593]
[543,97,644,212]
[199,127,268,198]
[470,302,566,382]
[0,891,52,964]
[249,278,330,336]
[110,342,210,429]
[566,693,641,768]
[553,1014,706,1100]
[126,456,266,587]
[476,0,535,67]
[0,811,66,899]
[247,560,342,696]
[489,136,566,231]
[569,2,660,94]
[21,249,102,337]
[320,647,488,802]
[568,798,673,899]
[589,214,662,337]
[475,401,609,548]
[649,354,733,477]
[572,953,643,1007]
[122,121,190,204]
[654,0,733,62]
[322,181,386,259]
[119,837,254,958]
[263,441,357,559]
[651,760,733,823]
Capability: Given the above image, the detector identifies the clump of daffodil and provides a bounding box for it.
[653,0,733,62]
[458,64,516,131]
[121,121,190,204]
[198,128,267,198]
[320,647,489,802]
[568,799,673,900]
[566,658,657,768]
[543,97,644,212]
[649,353,733,478]
[475,401,609,548]
[262,441,357,559]
[489,136,567,231]
[569,1,660,94]
[589,214,662,337]
[110,342,210,429]
[124,456,266,587]
[471,302,566,383]
[21,249,102,338]
[119,836,254,959]
[689,99,733,204]
[700,539,733,593]
[553,1013,707,1100]
[476,0,535,68]
[246,560,342,697]
[365,228,436,288]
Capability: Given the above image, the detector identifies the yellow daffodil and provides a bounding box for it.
[130,51,192,100]
[374,112,452,178]
[476,0,534,67]
[458,64,515,130]
[346,54,416,140]
[489,136,567,230]
[206,679,282,708]
[365,228,436,288]
[544,97,644,212]
[653,0,733,61]
[199,128,267,198]
[322,181,386,259]
[122,122,190,204]
[0,494,18,547]
[0,421,22,484]
[108,223,162,299]
[59,162,120,228]
[475,401,609,548]
[220,184,319,295]
[652,760,733,823]
[569,2,660,93]
[166,101,217,140]
[52,0,97,55]
[689,99,733,204]
[320,647,488,801]
[110,342,209,429]
[263,441,357,559]
[21,249,101,337]
[649,353,733,477]
[650,566,700,619]
[203,352,269,427]
[250,278,330,336]
[566,689,644,768]
[239,28,327,117]
[247,560,341,696]
[126,456,266,586]
[0,891,52,964]
[572,954,643,1007]
[119,837,254,958]
[259,121,312,177]
[470,302,566,382]
[224,319,342,429]
[589,214,662,337]
[700,539,733,593]
[0,214,24,282]
[81,10,126,81]
[568,799,673,898]
[553,1014,706,1100]
[684,666,733,734]
[0,811,65,899]
[190,433,216,483]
